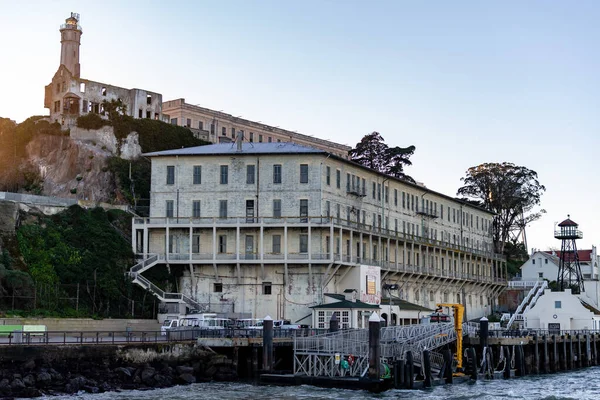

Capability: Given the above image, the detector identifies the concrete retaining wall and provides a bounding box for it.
[0,318,160,332]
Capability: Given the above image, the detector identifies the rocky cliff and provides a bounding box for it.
[24,126,141,203]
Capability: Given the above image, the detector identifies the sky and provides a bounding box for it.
[0,1,598,253]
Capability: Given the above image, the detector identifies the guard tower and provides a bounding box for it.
[59,12,83,77]
[554,215,584,294]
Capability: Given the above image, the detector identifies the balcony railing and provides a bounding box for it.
[133,216,504,261]
[150,252,506,284]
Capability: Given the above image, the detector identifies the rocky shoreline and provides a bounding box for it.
[0,344,237,398]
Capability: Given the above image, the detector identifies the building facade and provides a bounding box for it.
[515,247,600,308]
[44,13,163,124]
[131,142,507,325]
[162,99,351,158]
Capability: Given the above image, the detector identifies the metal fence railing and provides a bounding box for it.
[0,327,329,346]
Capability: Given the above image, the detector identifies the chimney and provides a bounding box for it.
[236,131,244,151]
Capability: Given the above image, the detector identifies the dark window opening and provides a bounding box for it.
[263,282,272,295]
[101,87,107,96]
[214,283,223,292]
[146,95,152,105]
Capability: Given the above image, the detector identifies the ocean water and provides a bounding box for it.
[48,367,600,400]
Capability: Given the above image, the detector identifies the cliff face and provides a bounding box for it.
[24,131,137,203]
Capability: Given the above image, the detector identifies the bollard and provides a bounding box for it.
[368,312,381,381]
[406,351,414,389]
[479,317,489,348]
[262,315,274,372]
[443,348,453,384]
[329,313,339,333]
[423,349,432,388]
[503,346,511,379]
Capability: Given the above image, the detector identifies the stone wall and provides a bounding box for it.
[0,342,236,398]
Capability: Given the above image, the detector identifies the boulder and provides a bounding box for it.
[114,367,132,378]
[11,378,26,390]
[23,360,36,371]
[37,371,52,387]
[23,374,36,387]
[140,367,155,384]
[176,366,194,375]
[178,373,196,384]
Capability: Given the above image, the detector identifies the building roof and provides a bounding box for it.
[143,142,325,157]
[144,142,495,216]
[380,297,433,312]
[543,249,593,262]
[558,217,578,227]
[311,293,380,310]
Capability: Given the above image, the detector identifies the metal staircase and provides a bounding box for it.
[507,280,548,328]
[128,255,207,312]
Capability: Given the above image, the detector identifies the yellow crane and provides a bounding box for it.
[435,303,465,371]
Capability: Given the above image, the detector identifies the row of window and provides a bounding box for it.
[324,166,492,232]
[165,198,308,220]
[172,118,285,144]
[166,164,310,185]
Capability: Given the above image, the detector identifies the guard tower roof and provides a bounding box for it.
[558,218,578,227]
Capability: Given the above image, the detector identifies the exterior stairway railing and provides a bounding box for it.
[507,280,548,328]
[128,255,207,312]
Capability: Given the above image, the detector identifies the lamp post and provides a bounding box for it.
[382,283,398,326]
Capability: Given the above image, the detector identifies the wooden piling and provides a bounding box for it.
[543,335,549,373]
[585,335,591,367]
[368,312,381,380]
[552,335,558,373]
[262,316,274,372]
[534,335,540,374]
[562,335,567,371]
[569,335,574,370]
[592,333,598,365]
[515,345,524,377]
[443,348,453,384]
[423,349,432,388]
[406,351,414,389]
[503,346,511,379]
[576,335,582,369]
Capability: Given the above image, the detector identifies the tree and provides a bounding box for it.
[457,162,546,254]
[348,132,416,183]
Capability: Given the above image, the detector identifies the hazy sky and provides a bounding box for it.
[1,1,598,253]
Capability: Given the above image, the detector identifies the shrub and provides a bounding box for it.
[76,113,110,130]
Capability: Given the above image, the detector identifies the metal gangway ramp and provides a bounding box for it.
[294,323,466,378]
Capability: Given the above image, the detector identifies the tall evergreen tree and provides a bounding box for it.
[348,132,416,183]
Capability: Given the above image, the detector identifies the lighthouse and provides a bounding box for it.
[59,12,83,77]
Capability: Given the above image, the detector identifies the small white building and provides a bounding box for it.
[517,247,600,308]
[523,289,600,331]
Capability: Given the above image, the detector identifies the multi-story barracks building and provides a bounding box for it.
[131,141,507,326]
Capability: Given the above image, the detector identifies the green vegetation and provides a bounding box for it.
[348,131,416,183]
[7,206,155,318]
[76,113,110,130]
